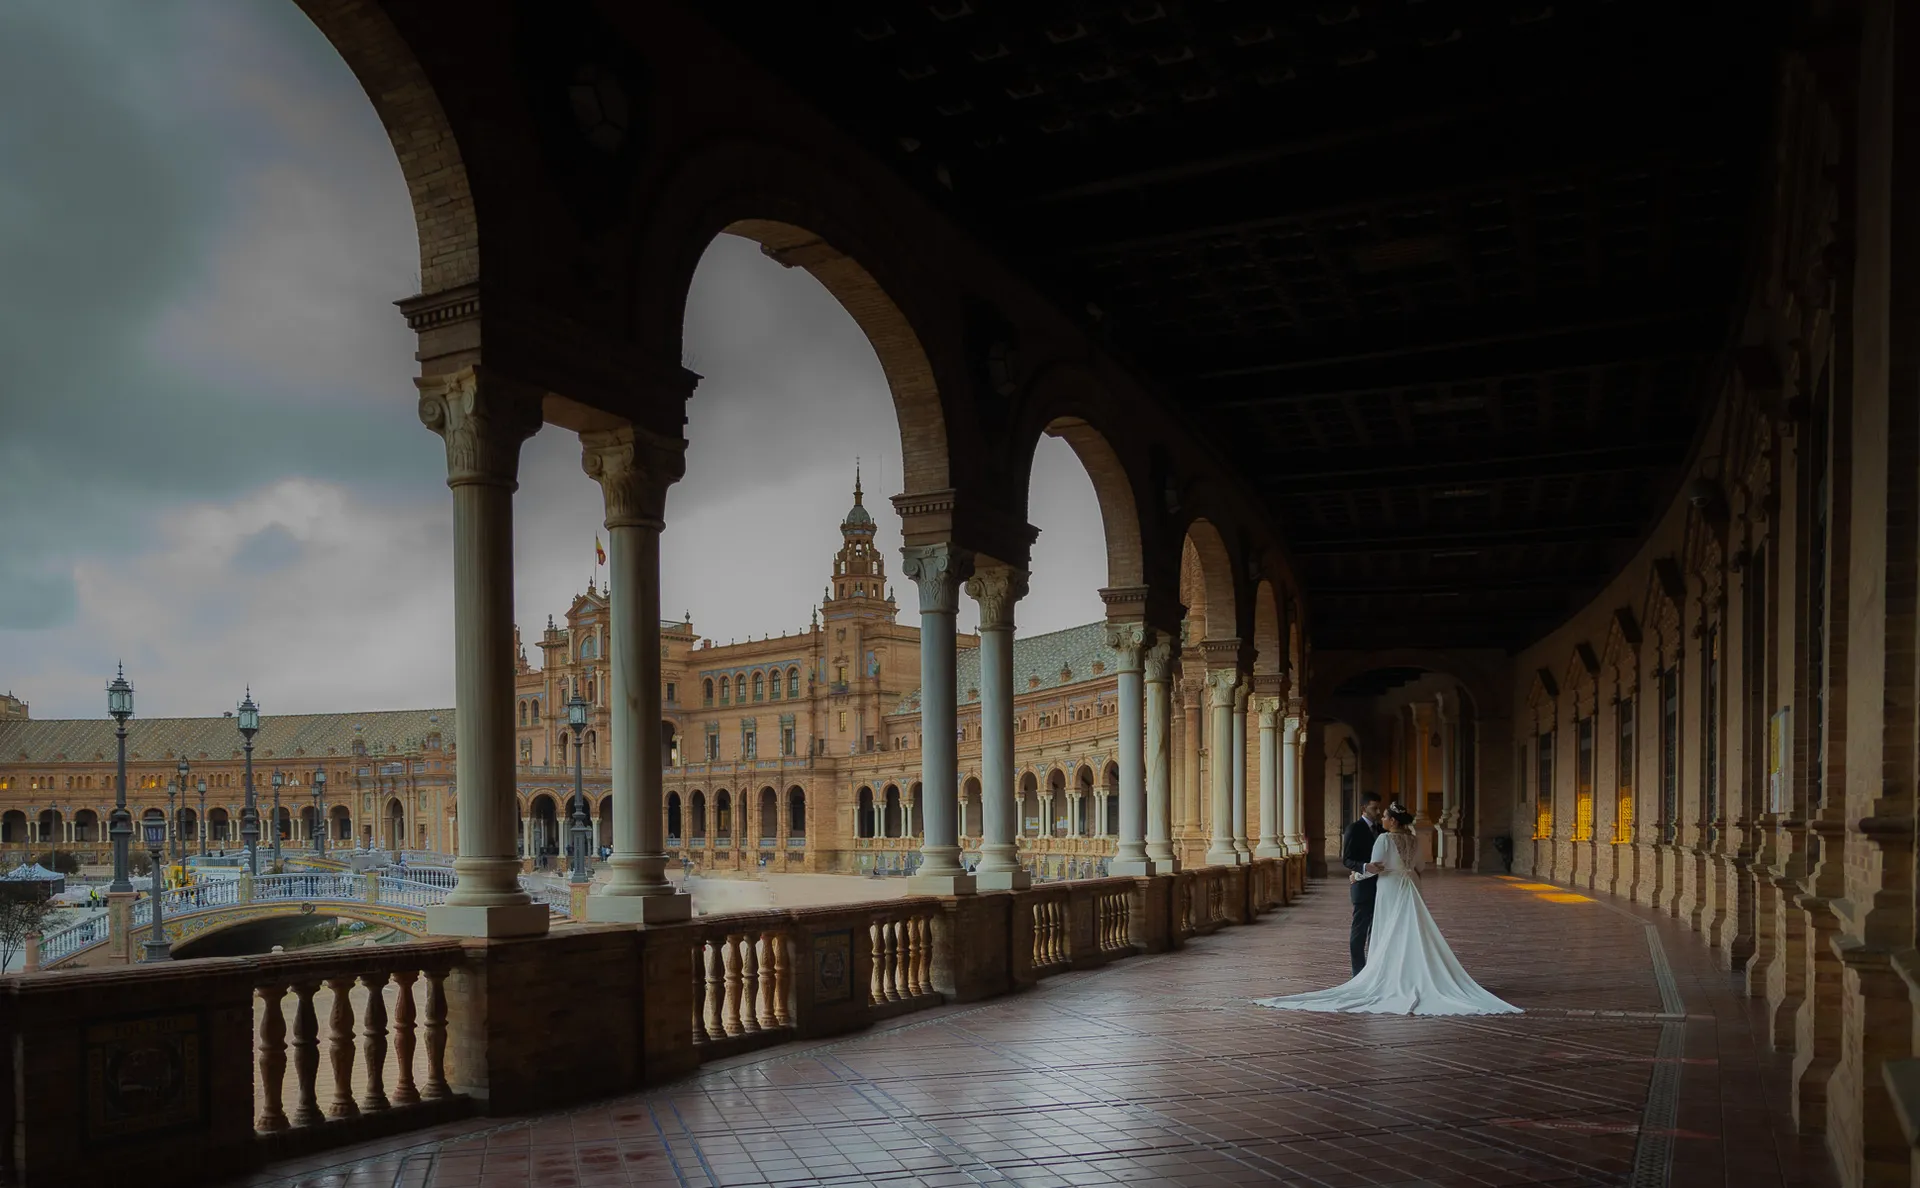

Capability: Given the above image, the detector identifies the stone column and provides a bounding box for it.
[1435,695,1456,867]
[1180,682,1203,846]
[417,367,548,938]
[1144,637,1178,869]
[1107,623,1152,876]
[1283,705,1307,854]
[1205,669,1240,866]
[903,543,975,895]
[582,425,690,924]
[1255,697,1284,858]
[1231,684,1251,862]
[968,565,1029,890]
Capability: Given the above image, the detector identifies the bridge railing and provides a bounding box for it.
[37,912,108,964]
[517,874,573,915]
[388,864,456,889]
[376,876,452,910]
[398,849,455,868]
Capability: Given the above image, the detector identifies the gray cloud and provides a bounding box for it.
[3,1,1109,721]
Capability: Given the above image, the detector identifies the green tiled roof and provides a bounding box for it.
[892,621,1116,715]
[0,707,455,764]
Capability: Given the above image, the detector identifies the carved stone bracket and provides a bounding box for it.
[1205,666,1240,708]
[901,543,974,615]
[1144,637,1174,683]
[1253,695,1282,727]
[581,425,687,531]
[965,565,1030,631]
[416,366,543,489]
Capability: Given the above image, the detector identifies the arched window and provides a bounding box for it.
[769,670,781,700]
[519,701,528,726]
[720,676,730,704]
[856,787,875,839]
[752,672,765,701]
[788,786,807,839]
[788,668,800,698]
[530,700,540,723]
[715,790,732,839]
[666,792,683,842]
[586,678,596,704]
[704,678,714,706]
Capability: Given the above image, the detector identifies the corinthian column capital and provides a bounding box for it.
[901,543,975,615]
[1103,622,1150,668]
[964,563,1028,630]
[1233,683,1250,713]
[580,425,687,530]
[1143,638,1174,683]
[1253,695,1282,727]
[1205,666,1240,708]
[416,366,543,488]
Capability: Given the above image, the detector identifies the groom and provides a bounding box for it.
[1343,792,1386,976]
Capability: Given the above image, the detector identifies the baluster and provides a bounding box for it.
[324,975,360,1119]
[869,921,885,1004]
[389,969,420,1105]
[754,934,776,1029]
[1050,901,1063,963]
[884,920,903,1001]
[897,917,917,998]
[737,935,760,1034]
[359,971,390,1112]
[691,944,709,1043]
[1029,903,1044,968]
[288,981,323,1127]
[702,940,725,1040]
[421,967,450,1100]
[770,932,792,1025]
[910,915,930,996]
[255,983,289,1132]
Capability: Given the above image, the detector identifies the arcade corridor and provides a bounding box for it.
[227,875,1831,1188]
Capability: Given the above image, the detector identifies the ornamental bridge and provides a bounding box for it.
[35,861,576,969]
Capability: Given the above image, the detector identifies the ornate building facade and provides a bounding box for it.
[3,481,1283,879]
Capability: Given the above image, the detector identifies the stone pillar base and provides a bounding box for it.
[1109,858,1157,877]
[1204,846,1239,867]
[427,903,551,938]
[907,872,977,896]
[975,868,1031,891]
[588,892,692,925]
[1254,843,1285,859]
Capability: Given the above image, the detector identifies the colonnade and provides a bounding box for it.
[415,368,1309,938]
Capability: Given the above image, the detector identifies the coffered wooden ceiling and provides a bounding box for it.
[696,0,1781,651]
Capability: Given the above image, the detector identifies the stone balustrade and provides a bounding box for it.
[0,855,1304,1187]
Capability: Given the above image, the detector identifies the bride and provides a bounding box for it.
[1255,807,1520,1016]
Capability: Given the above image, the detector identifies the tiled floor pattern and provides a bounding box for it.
[226,874,1838,1188]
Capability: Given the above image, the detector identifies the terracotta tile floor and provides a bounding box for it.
[226,873,1839,1188]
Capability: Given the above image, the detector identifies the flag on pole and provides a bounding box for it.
[595,535,606,566]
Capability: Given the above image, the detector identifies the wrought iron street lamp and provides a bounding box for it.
[106,665,134,894]
[172,757,189,865]
[196,777,207,857]
[237,689,261,876]
[568,688,591,884]
[271,770,285,866]
[141,816,171,962]
[313,768,327,858]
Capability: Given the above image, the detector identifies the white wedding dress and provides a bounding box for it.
[1255,831,1521,1016]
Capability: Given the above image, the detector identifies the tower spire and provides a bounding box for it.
[854,457,862,504]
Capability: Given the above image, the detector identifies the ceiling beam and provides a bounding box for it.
[1288,520,1646,555]
[1182,312,1720,405]
[1257,435,1694,494]
[1304,576,1588,596]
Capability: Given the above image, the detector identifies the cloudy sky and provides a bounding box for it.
[0,1,1108,722]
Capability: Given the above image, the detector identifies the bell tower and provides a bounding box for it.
[823,465,895,622]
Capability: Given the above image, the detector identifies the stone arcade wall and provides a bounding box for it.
[1508,9,1920,1186]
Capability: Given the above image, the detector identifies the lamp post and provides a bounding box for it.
[141,816,171,961]
[107,665,134,894]
[173,758,190,865]
[271,770,285,867]
[196,777,207,857]
[568,689,591,884]
[313,768,327,858]
[237,689,261,877]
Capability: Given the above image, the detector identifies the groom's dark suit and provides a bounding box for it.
[1343,815,1384,976]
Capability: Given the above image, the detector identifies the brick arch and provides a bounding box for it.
[1307,649,1508,724]
[292,0,479,292]
[999,363,1150,586]
[631,141,965,497]
[1251,580,1284,676]
[1179,518,1239,643]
